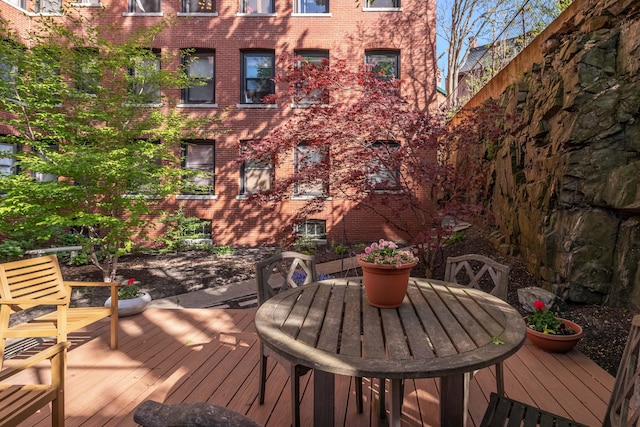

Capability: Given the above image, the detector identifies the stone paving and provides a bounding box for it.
[148,256,361,309]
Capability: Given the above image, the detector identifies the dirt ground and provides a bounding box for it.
[57,229,634,377]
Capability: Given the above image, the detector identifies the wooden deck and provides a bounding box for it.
[3,308,614,426]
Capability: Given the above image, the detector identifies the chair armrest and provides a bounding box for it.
[0,342,71,381]
[65,281,118,288]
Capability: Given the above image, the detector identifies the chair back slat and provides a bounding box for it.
[0,255,68,312]
[444,254,510,301]
[255,251,317,306]
[605,315,640,427]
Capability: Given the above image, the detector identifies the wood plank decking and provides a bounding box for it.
[2,308,614,426]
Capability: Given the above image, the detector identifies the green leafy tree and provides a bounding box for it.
[0,12,222,281]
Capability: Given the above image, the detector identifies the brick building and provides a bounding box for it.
[0,0,438,247]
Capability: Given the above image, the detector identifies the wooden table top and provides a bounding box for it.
[255,277,526,380]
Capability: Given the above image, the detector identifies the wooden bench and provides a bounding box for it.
[0,342,70,427]
[0,255,119,363]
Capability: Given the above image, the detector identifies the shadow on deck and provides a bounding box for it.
[3,308,613,426]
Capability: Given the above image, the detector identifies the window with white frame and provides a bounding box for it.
[367,141,400,190]
[293,50,328,105]
[0,47,19,102]
[183,0,214,12]
[33,144,58,183]
[129,0,160,13]
[73,48,100,96]
[365,50,400,81]
[241,0,273,13]
[0,143,15,176]
[242,51,275,104]
[6,0,26,8]
[183,50,215,104]
[37,0,61,13]
[296,219,326,240]
[129,50,161,104]
[364,0,399,8]
[295,0,327,13]
[240,142,272,195]
[182,140,215,194]
[294,142,326,196]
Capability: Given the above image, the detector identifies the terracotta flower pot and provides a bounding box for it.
[358,259,416,308]
[525,317,583,353]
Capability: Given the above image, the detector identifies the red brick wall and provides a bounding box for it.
[1,0,437,247]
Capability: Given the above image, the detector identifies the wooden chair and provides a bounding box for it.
[0,255,119,366]
[603,314,640,427]
[480,392,588,427]
[481,314,640,427]
[256,251,316,427]
[0,342,71,427]
[444,254,510,397]
[255,251,363,426]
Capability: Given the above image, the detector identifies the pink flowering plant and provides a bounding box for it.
[358,239,418,267]
[118,277,143,300]
[526,300,576,335]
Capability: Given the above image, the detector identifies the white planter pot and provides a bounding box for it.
[105,292,151,317]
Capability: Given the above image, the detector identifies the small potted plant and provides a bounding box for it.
[357,239,418,308]
[104,277,152,317]
[525,300,583,352]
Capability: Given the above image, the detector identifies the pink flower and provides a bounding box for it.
[127,278,136,286]
[365,247,371,254]
[533,300,545,310]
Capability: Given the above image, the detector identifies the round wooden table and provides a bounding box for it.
[254,277,526,427]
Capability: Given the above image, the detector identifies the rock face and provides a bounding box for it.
[488,0,640,308]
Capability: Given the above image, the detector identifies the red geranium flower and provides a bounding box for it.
[533,300,545,310]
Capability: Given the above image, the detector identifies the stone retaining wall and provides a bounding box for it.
[481,0,640,308]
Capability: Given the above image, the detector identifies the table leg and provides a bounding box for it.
[313,370,334,426]
[389,378,403,427]
[440,373,468,427]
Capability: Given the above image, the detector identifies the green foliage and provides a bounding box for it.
[293,236,318,255]
[334,243,350,255]
[0,240,24,261]
[0,14,224,281]
[158,207,212,252]
[213,245,235,256]
[526,300,576,335]
[446,231,466,244]
[485,141,497,160]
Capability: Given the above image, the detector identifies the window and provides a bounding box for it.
[294,142,326,196]
[0,47,19,102]
[367,141,400,190]
[365,50,400,81]
[182,141,215,194]
[364,0,399,7]
[0,143,15,176]
[183,50,215,104]
[129,50,161,104]
[36,0,61,13]
[183,0,214,12]
[293,50,329,105]
[296,219,326,240]
[242,51,275,104]
[6,0,26,8]
[73,48,100,95]
[33,144,58,183]
[240,142,271,195]
[129,0,160,13]
[241,0,273,13]
[295,0,327,13]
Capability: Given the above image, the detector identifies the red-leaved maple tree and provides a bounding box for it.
[242,53,508,276]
